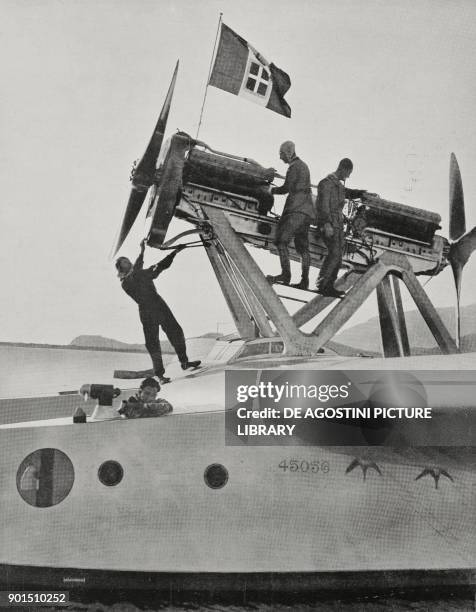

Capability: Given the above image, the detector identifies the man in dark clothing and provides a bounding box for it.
[268,141,314,290]
[315,158,367,298]
[115,240,200,384]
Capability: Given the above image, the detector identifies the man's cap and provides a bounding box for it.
[337,158,353,171]
[115,256,130,270]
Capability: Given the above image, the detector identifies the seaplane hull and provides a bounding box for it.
[1,360,475,592]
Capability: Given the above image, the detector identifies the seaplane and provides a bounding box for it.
[0,61,475,597]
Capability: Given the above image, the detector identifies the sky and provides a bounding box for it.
[1,0,476,345]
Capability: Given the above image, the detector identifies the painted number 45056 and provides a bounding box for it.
[278,459,330,473]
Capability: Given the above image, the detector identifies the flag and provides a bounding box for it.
[209,23,291,118]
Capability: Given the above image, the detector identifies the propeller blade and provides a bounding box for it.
[112,187,149,257]
[448,227,476,348]
[450,259,462,348]
[451,263,463,348]
[112,60,179,256]
[449,152,466,241]
[134,59,179,179]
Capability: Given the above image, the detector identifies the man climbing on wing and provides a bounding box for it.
[315,158,368,298]
[115,239,200,384]
[267,141,314,290]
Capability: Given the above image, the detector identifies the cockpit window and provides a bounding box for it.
[234,340,284,360]
[236,342,270,359]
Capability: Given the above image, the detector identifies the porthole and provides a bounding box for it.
[98,460,124,486]
[204,463,228,489]
[17,449,74,507]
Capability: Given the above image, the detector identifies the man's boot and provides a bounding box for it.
[273,243,291,285]
[315,284,345,299]
[151,352,170,382]
[289,278,309,290]
[266,274,291,285]
[290,271,309,290]
[181,360,201,370]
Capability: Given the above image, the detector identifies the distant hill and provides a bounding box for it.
[335,303,476,354]
[69,333,224,356]
[70,335,146,352]
[70,308,474,357]
[410,333,476,355]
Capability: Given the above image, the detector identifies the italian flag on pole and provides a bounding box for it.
[209,23,292,118]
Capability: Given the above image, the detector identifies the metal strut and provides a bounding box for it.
[203,238,257,339]
[215,237,274,338]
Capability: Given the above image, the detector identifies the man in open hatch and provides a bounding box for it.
[115,239,200,384]
[119,377,173,418]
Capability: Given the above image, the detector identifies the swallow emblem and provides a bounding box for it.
[415,468,454,489]
[345,458,382,481]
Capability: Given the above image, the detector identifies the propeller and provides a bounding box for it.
[447,153,476,347]
[112,60,179,257]
[449,153,465,240]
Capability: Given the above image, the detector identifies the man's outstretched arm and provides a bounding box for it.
[345,187,367,199]
[271,163,297,196]
[148,245,186,278]
[132,239,147,270]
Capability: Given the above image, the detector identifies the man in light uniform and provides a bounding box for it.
[268,141,314,290]
[315,158,367,297]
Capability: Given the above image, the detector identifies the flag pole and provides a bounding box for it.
[195,12,223,140]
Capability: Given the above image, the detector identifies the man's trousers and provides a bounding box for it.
[274,213,311,281]
[316,224,344,289]
[139,302,188,377]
